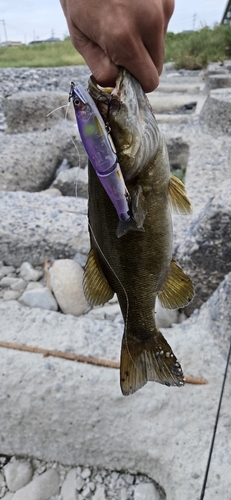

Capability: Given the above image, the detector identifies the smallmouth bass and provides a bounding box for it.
[83,69,194,396]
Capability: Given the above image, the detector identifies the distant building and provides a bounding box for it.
[0,41,22,47]
[29,37,61,45]
[221,0,231,25]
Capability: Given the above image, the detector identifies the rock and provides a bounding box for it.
[61,468,77,500]
[134,483,159,500]
[25,282,44,291]
[75,476,85,491]
[206,62,229,76]
[205,74,231,92]
[92,486,106,500]
[155,299,179,328]
[0,471,5,487]
[20,287,58,311]
[200,88,231,135]
[3,290,21,301]
[0,191,89,267]
[3,91,75,134]
[148,92,199,114]
[0,129,61,192]
[19,263,43,282]
[12,469,60,500]
[176,179,231,314]
[0,277,26,292]
[81,468,91,480]
[2,493,14,500]
[4,458,33,492]
[49,259,89,316]
[52,167,88,198]
[0,266,16,277]
[42,188,62,196]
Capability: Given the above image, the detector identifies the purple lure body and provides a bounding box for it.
[70,82,138,237]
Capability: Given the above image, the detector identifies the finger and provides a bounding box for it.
[104,35,160,92]
[67,27,118,87]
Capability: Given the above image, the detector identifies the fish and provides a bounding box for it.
[83,69,194,396]
[70,82,141,237]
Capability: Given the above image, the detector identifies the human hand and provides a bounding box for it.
[60,0,174,93]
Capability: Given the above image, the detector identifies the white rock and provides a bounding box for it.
[0,266,15,277]
[2,492,14,500]
[155,298,179,328]
[0,277,26,292]
[19,262,43,282]
[120,488,128,500]
[49,259,89,316]
[26,282,44,291]
[12,469,60,500]
[134,483,159,500]
[0,471,5,487]
[42,188,62,196]
[0,277,18,288]
[92,486,106,500]
[88,482,95,492]
[82,485,91,498]
[10,278,27,292]
[75,476,85,491]
[3,290,21,301]
[4,458,33,492]
[61,468,77,500]
[20,287,58,311]
[80,468,91,480]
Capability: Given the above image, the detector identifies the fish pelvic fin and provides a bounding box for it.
[158,258,194,309]
[168,174,192,214]
[83,248,114,306]
[120,330,184,396]
[116,218,145,238]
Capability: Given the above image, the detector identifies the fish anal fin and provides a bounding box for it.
[120,330,184,396]
[169,174,192,214]
[83,248,114,306]
[158,258,194,310]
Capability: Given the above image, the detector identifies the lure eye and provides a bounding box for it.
[73,97,81,106]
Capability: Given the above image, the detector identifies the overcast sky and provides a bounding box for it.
[0,0,229,44]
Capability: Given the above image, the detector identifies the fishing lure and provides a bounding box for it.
[70,82,138,237]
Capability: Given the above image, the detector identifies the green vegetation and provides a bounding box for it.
[0,25,231,70]
[0,37,85,68]
[165,25,231,70]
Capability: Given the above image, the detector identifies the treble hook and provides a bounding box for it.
[96,94,121,134]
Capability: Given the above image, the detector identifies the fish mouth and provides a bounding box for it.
[88,69,159,180]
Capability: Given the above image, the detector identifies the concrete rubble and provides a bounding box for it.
[0,62,231,499]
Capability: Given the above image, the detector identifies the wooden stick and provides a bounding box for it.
[0,340,207,383]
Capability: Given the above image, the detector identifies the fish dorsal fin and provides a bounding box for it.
[158,258,194,309]
[83,248,114,306]
[168,174,192,214]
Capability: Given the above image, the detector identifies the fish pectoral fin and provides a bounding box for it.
[168,174,192,214]
[120,330,184,396]
[130,184,148,228]
[158,258,194,309]
[83,248,114,306]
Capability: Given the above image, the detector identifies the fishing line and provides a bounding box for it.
[46,98,82,199]
[88,220,138,370]
[199,338,231,500]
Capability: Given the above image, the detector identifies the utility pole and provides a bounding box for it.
[192,13,197,30]
[0,19,8,43]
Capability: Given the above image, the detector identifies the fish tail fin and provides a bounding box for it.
[120,329,184,396]
[116,218,145,238]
